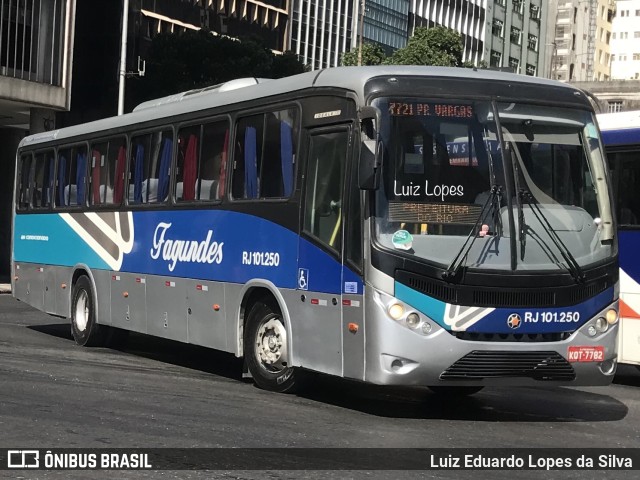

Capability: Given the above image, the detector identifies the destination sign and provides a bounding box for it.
[388,102,474,118]
[388,201,482,224]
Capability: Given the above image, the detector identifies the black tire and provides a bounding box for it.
[428,385,484,397]
[70,275,107,347]
[244,297,299,393]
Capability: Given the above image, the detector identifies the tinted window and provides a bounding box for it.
[232,108,297,199]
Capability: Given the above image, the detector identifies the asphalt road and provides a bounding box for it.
[1,294,640,480]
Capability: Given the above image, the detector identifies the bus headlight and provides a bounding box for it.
[388,304,405,320]
[606,309,618,325]
[595,317,609,333]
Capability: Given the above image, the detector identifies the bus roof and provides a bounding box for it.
[597,111,640,146]
[19,65,584,149]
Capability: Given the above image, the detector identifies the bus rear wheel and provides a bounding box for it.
[244,298,298,393]
[71,275,107,347]
[428,386,484,397]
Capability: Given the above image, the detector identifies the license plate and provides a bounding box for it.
[567,346,605,362]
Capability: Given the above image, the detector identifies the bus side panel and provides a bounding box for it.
[146,274,187,343]
[186,279,226,351]
[18,263,44,311]
[12,263,29,304]
[619,230,640,365]
[283,289,343,377]
[92,269,112,325]
[55,266,72,318]
[43,265,57,315]
[110,272,147,334]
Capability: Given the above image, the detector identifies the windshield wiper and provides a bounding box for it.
[442,185,503,283]
[519,190,585,283]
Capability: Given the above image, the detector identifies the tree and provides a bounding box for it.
[340,42,387,66]
[128,30,306,110]
[387,26,464,67]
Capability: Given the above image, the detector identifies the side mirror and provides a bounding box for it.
[358,106,382,190]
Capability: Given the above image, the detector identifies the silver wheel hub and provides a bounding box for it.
[75,290,89,332]
[255,317,288,371]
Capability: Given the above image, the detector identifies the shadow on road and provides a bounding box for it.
[613,364,640,387]
[28,322,628,423]
[28,323,245,382]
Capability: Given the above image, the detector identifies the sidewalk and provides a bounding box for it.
[0,284,11,294]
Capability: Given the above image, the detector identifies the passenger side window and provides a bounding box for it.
[129,130,172,204]
[90,137,127,206]
[232,108,297,199]
[304,130,349,252]
[611,151,640,226]
[56,145,88,207]
[17,153,33,210]
[176,120,229,202]
[33,150,55,209]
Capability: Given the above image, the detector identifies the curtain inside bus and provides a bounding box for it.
[114,146,126,204]
[183,134,198,201]
[92,149,102,204]
[57,155,67,206]
[156,138,173,202]
[244,127,258,198]
[134,145,144,203]
[76,152,87,205]
[281,121,293,197]
[217,129,229,199]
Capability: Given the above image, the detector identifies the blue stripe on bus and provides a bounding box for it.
[395,281,614,333]
[14,210,363,296]
[601,128,640,146]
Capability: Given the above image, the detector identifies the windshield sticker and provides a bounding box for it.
[392,230,413,250]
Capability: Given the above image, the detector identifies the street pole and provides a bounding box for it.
[358,0,365,66]
[118,0,130,116]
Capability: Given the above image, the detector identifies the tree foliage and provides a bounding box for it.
[129,30,306,110]
[388,27,463,66]
[341,42,386,66]
[340,27,466,68]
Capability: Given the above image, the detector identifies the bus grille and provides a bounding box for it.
[440,351,575,381]
[453,332,572,342]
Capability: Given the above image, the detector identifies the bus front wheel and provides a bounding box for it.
[71,275,106,347]
[244,298,298,393]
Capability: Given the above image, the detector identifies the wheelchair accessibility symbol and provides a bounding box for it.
[298,268,309,290]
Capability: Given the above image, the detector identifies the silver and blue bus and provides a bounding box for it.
[12,66,620,395]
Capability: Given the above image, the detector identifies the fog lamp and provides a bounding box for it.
[587,325,597,337]
[421,322,433,335]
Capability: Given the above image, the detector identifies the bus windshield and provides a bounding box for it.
[373,97,614,273]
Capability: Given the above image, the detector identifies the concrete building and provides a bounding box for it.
[289,0,355,69]
[610,0,640,80]
[545,1,614,82]
[571,79,640,112]
[0,0,76,281]
[488,0,547,76]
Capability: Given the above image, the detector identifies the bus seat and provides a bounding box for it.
[64,185,78,205]
[99,185,114,204]
[142,178,159,203]
[176,181,183,200]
